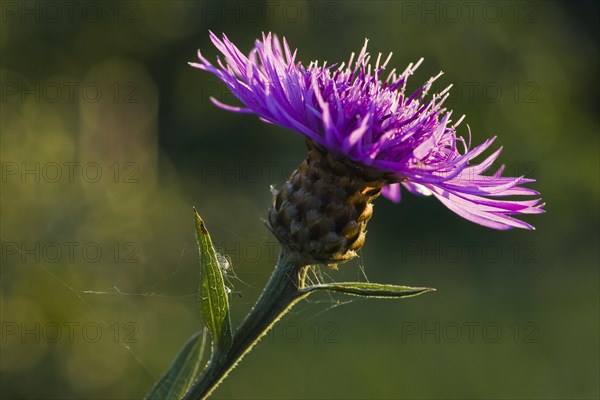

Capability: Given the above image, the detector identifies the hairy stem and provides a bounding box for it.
[183,251,308,400]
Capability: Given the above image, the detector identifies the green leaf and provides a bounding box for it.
[301,282,436,299]
[194,208,232,349]
[145,330,207,399]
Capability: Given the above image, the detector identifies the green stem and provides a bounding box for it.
[183,251,308,400]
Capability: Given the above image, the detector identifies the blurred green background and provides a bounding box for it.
[1,1,598,399]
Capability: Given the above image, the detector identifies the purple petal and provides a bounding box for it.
[192,32,544,231]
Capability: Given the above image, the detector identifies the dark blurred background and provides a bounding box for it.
[1,1,598,399]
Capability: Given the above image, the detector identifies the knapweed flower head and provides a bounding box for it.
[191,32,544,264]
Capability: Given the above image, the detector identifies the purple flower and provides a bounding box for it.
[190,32,544,230]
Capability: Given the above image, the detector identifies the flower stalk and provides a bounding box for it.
[147,209,435,399]
[183,251,309,400]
